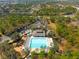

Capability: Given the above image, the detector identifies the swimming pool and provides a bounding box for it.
[29,37,48,48]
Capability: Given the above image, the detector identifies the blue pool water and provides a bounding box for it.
[30,37,47,48]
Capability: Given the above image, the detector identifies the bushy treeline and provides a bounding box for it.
[35,6,77,16]
[0,15,36,34]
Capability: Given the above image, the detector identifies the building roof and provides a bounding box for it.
[33,29,45,37]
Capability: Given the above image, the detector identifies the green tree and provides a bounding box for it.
[48,49,55,59]
[62,6,77,15]
[31,51,37,59]
[38,50,45,59]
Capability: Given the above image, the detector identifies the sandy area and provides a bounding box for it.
[14,45,26,58]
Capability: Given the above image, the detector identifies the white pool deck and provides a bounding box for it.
[47,38,54,47]
[23,35,54,53]
[29,36,54,52]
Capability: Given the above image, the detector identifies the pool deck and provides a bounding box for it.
[47,38,54,47]
[24,37,30,50]
[24,36,54,53]
[24,29,54,53]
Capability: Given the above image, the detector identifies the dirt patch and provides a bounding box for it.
[59,39,71,52]
[14,45,26,58]
[48,21,57,32]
